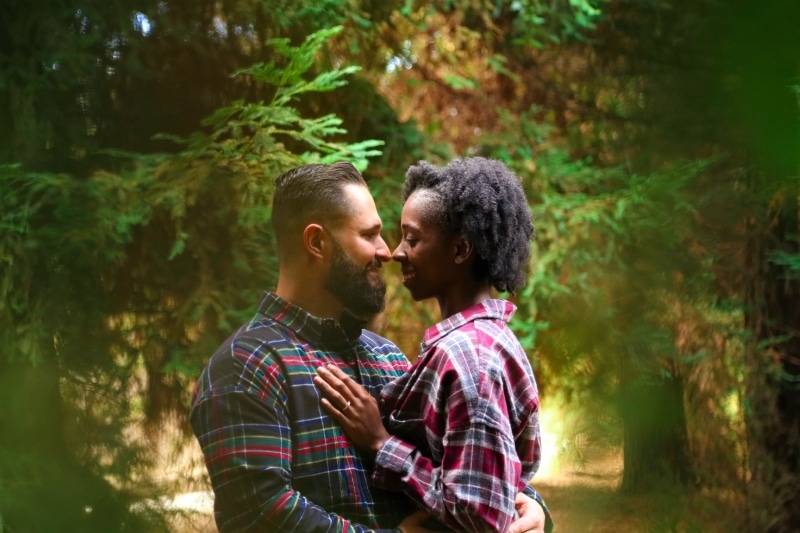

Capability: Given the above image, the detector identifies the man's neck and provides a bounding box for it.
[275,276,344,320]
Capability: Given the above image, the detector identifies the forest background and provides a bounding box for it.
[2,0,799,531]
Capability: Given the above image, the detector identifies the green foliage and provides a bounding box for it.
[507,0,604,46]
[442,72,479,91]
[160,26,383,174]
[478,105,749,491]
[2,0,797,527]
[768,248,800,277]
[421,0,605,46]
[0,24,384,530]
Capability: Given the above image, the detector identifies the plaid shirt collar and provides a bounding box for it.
[256,291,368,347]
[421,298,517,351]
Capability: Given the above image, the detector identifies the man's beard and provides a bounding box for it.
[324,239,386,318]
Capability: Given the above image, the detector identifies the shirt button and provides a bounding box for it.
[379,398,385,405]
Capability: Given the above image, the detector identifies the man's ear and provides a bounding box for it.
[303,224,328,260]
[453,236,475,265]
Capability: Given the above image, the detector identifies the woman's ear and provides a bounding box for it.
[453,236,475,265]
[303,224,327,260]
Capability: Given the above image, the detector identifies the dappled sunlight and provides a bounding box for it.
[535,403,564,481]
[3,0,797,529]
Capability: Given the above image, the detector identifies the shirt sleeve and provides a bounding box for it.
[521,484,555,533]
[371,358,524,532]
[190,362,394,533]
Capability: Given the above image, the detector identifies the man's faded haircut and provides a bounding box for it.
[271,162,367,251]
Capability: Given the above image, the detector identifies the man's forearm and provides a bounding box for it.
[212,480,384,533]
[193,392,377,532]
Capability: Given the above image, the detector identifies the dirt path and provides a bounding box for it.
[168,450,637,532]
[535,449,633,532]
[166,446,740,532]
[535,448,740,532]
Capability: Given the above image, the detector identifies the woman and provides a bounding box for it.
[315,157,544,532]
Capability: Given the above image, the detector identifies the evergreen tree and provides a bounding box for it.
[0,23,383,530]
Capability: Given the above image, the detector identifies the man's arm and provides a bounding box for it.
[191,380,392,532]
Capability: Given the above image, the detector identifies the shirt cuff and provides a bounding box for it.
[522,484,554,533]
[372,435,415,491]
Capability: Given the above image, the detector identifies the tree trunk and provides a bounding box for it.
[744,201,800,532]
[0,361,132,532]
[737,3,800,527]
[620,372,691,493]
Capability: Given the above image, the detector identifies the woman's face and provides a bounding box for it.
[391,190,456,302]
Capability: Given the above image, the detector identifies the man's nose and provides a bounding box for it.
[375,236,391,263]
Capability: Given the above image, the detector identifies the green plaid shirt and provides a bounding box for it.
[190,292,415,532]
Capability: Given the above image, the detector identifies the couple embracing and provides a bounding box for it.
[190,158,552,533]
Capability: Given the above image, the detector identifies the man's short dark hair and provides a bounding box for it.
[271,162,367,251]
[403,157,534,294]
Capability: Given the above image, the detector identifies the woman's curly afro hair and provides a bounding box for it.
[403,157,534,294]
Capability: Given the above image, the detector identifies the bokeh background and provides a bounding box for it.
[2,1,799,531]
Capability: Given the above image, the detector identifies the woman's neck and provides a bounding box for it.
[437,283,492,320]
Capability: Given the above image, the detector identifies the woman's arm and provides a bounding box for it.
[315,364,546,533]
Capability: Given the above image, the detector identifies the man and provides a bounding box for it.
[190,162,547,532]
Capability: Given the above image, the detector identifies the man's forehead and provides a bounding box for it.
[341,184,381,227]
[341,210,382,232]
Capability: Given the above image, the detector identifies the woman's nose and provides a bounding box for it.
[391,243,406,262]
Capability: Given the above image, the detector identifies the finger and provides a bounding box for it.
[316,367,351,398]
[316,365,345,387]
[324,364,350,380]
[314,375,351,409]
[319,366,360,400]
[313,373,337,397]
[325,365,362,395]
[320,397,347,425]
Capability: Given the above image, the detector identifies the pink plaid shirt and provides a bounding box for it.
[372,299,541,532]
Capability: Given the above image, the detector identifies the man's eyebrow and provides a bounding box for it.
[362,222,382,232]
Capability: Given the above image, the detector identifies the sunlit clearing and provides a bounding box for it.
[536,403,563,480]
